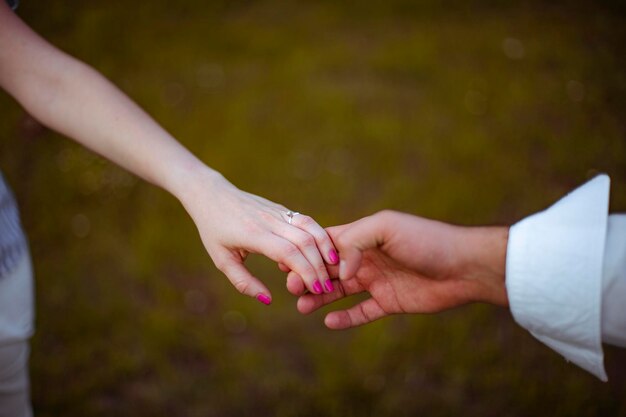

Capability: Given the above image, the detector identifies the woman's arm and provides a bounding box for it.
[0,3,197,196]
[0,3,339,303]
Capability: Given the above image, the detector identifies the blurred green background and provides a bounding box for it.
[1,0,625,415]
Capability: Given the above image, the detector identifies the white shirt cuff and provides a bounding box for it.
[506,175,610,381]
[602,215,626,347]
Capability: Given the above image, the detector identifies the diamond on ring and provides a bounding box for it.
[286,210,300,225]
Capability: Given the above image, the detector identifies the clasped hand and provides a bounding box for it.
[184,173,508,329]
[284,210,509,329]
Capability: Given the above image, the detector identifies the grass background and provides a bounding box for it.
[1,0,625,415]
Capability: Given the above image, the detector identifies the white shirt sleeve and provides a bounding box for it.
[601,214,626,347]
[505,174,617,381]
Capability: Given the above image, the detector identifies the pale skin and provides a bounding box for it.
[0,2,339,303]
[286,210,509,329]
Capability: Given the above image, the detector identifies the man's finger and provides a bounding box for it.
[296,285,346,314]
[329,212,391,280]
[324,298,388,329]
[286,272,306,296]
[295,276,365,314]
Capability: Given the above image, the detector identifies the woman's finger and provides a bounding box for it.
[252,233,321,294]
[213,250,272,305]
[289,214,339,266]
[274,223,333,293]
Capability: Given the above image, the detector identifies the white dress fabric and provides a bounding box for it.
[0,254,33,417]
[506,175,626,381]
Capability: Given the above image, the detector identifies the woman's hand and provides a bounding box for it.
[178,168,339,304]
[0,0,338,304]
[0,3,338,305]
[288,210,509,328]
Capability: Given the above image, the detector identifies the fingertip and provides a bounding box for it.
[338,258,355,281]
[328,249,339,265]
[297,295,313,314]
[312,280,323,294]
[324,312,348,330]
[278,263,291,273]
[286,273,306,296]
[222,261,271,300]
[256,293,272,305]
[338,248,362,280]
[339,260,347,280]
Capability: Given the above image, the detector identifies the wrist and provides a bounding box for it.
[460,226,509,307]
[167,161,232,211]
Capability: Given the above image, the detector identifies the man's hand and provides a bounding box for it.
[287,210,509,329]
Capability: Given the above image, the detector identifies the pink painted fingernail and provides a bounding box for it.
[256,294,271,305]
[329,249,339,264]
[324,279,334,292]
[312,280,323,294]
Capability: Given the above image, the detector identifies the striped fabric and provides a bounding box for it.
[0,173,27,280]
[2,0,25,277]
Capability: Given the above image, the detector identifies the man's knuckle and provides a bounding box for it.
[359,303,373,323]
[335,233,349,249]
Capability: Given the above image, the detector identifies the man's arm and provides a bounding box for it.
[293,175,623,381]
[290,210,509,329]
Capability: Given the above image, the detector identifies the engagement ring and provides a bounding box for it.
[285,210,300,225]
